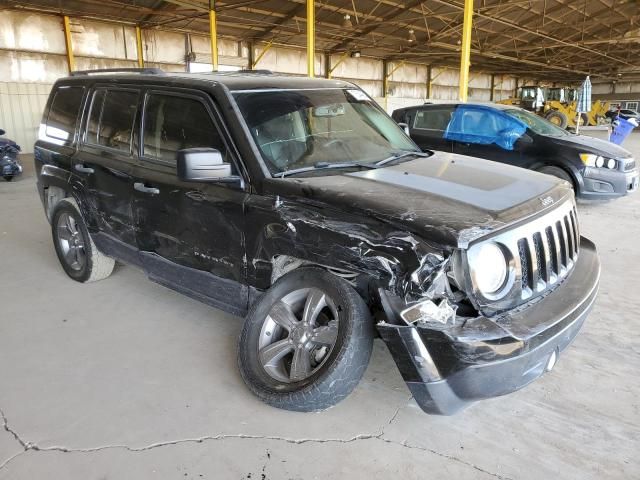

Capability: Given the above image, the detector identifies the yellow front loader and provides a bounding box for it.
[542,87,610,129]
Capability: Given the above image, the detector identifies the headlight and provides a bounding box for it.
[469,243,508,296]
[580,153,617,169]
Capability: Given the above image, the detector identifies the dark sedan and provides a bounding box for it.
[392,102,639,200]
[606,109,640,121]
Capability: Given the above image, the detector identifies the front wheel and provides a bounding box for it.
[3,175,13,182]
[538,166,574,190]
[238,268,373,412]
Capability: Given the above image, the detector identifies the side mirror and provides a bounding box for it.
[177,148,233,182]
[0,129,5,136]
[397,122,410,136]
[519,133,534,144]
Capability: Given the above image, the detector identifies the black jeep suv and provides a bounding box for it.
[35,69,600,415]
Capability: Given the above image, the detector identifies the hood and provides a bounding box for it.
[546,133,632,159]
[263,151,571,248]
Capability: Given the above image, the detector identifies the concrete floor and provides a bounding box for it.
[1,135,639,480]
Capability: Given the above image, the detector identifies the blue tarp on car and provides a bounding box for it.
[443,104,528,151]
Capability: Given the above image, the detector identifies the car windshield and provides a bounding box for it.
[504,108,569,137]
[232,88,419,175]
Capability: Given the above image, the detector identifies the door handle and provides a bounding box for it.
[74,164,94,174]
[134,182,160,195]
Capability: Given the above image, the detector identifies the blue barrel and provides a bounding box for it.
[610,117,635,145]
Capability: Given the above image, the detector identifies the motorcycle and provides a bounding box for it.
[0,129,23,182]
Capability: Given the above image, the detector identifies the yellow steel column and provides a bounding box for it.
[62,15,75,73]
[458,0,474,101]
[307,0,315,77]
[135,26,144,68]
[209,0,219,71]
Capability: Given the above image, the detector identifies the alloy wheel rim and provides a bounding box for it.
[258,287,339,384]
[56,212,86,271]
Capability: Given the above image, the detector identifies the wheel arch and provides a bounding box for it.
[531,161,582,192]
[44,185,69,223]
[269,254,374,306]
[38,163,74,223]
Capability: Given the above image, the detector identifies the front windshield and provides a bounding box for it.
[232,88,419,175]
[504,108,568,137]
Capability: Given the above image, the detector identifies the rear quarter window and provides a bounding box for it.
[44,86,85,145]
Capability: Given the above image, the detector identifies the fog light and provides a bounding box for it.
[546,350,558,372]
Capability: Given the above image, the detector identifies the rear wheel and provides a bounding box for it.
[51,198,115,283]
[545,110,568,129]
[238,268,373,412]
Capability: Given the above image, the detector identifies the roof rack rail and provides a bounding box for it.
[70,68,165,77]
[237,69,274,74]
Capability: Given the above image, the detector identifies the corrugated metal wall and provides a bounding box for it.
[0,82,52,153]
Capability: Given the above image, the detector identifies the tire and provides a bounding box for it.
[51,198,115,283]
[3,176,13,182]
[545,110,568,129]
[238,267,374,412]
[538,166,574,190]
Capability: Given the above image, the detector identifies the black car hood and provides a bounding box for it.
[264,151,570,248]
[545,133,632,159]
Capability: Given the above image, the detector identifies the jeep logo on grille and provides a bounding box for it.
[540,196,554,207]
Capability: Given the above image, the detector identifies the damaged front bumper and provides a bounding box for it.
[377,237,600,415]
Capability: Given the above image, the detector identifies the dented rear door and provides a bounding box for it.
[75,87,140,252]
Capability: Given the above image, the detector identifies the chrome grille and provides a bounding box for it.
[517,203,579,300]
[466,197,581,315]
[517,239,530,291]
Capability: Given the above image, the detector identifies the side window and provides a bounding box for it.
[86,90,139,152]
[458,109,500,135]
[445,107,526,151]
[142,94,225,164]
[413,108,453,131]
[45,86,84,144]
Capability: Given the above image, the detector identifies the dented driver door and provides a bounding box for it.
[131,89,249,315]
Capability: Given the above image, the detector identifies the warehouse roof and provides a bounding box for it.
[6,0,640,82]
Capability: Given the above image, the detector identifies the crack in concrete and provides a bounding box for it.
[376,437,514,480]
[0,400,512,480]
[0,407,30,451]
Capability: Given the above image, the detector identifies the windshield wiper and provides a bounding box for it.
[276,161,378,178]
[374,150,431,167]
